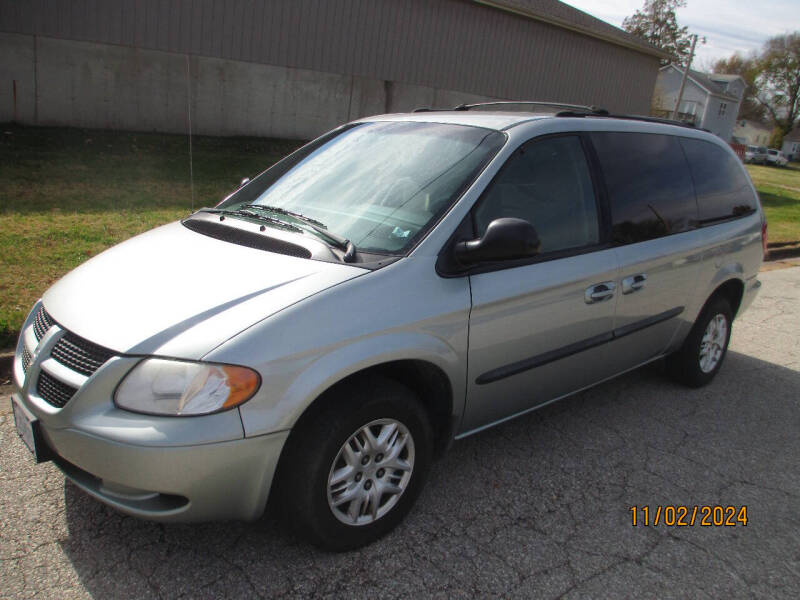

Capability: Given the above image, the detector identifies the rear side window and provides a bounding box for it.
[473,135,599,254]
[591,132,697,244]
[679,138,756,224]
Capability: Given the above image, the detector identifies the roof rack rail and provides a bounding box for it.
[416,102,696,129]
[611,114,696,128]
[452,100,609,114]
[555,111,696,129]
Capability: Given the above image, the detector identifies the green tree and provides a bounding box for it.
[712,54,765,122]
[756,33,800,137]
[768,128,784,149]
[622,0,694,65]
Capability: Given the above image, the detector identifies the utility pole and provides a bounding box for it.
[672,34,698,120]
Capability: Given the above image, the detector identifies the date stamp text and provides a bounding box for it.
[630,505,748,527]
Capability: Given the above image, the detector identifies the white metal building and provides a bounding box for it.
[1,0,668,139]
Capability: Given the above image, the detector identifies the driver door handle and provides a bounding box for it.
[585,282,616,304]
[622,273,647,294]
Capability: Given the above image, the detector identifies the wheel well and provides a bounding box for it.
[287,360,456,458]
[710,278,745,318]
[370,360,455,456]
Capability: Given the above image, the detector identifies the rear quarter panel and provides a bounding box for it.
[666,212,763,353]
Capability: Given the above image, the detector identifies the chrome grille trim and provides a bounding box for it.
[26,305,118,409]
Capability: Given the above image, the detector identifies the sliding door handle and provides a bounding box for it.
[585,282,616,304]
[622,274,647,294]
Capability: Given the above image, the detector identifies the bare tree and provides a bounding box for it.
[756,33,800,136]
[623,0,696,65]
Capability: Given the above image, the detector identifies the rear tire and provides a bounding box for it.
[667,296,733,387]
[279,375,432,551]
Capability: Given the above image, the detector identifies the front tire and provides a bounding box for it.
[279,375,432,551]
[667,296,733,387]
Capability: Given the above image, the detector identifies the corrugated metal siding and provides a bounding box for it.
[0,0,659,112]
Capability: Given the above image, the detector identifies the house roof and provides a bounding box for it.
[662,65,742,102]
[473,0,670,60]
[709,74,743,82]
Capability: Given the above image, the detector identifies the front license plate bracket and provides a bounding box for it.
[11,397,53,464]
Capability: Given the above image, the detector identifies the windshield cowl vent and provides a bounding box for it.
[182,218,312,259]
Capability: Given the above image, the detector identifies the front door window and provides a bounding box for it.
[473,135,600,254]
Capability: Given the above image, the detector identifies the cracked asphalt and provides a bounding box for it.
[2,266,799,599]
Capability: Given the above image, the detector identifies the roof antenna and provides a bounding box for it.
[185,54,195,212]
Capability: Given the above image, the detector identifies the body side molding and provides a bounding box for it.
[476,306,684,385]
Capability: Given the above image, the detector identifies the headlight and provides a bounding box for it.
[114,358,260,416]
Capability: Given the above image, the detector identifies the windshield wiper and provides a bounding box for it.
[241,204,327,229]
[196,208,303,233]
[241,205,356,262]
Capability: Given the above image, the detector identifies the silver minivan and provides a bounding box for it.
[12,105,765,550]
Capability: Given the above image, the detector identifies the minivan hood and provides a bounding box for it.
[43,222,365,358]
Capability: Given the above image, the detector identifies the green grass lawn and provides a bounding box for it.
[745,163,800,244]
[0,124,301,348]
[1,125,799,349]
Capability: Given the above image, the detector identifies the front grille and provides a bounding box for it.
[37,371,78,408]
[51,332,116,377]
[27,305,118,409]
[33,306,55,341]
[21,347,32,373]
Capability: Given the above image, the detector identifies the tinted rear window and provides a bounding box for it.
[591,132,697,244]
[679,138,756,224]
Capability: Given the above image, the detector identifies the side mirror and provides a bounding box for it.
[454,217,541,265]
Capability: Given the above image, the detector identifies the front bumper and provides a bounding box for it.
[11,383,288,522]
[11,304,289,522]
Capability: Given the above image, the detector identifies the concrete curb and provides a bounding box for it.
[767,246,800,261]
[0,351,13,382]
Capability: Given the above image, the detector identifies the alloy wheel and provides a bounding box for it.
[699,314,728,373]
[327,418,415,526]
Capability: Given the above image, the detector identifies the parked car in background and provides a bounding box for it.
[12,104,765,551]
[745,145,768,164]
[766,148,788,167]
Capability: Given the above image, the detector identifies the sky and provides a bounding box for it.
[561,0,799,69]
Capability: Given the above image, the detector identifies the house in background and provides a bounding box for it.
[732,119,772,146]
[653,65,744,141]
[782,129,800,161]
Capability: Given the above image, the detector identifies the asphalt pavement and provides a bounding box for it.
[1,266,799,599]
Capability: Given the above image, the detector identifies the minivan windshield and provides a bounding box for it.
[218,121,505,255]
